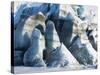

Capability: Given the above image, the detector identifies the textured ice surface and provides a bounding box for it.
[46,43,80,68]
[12,2,98,74]
[69,36,97,65]
[23,29,46,67]
[45,20,60,51]
[14,12,46,50]
[13,2,27,27]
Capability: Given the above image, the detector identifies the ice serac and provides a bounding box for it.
[69,36,97,66]
[46,43,80,68]
[59,5,83,48]
[45,20,60,52]
[23,29,46,67]
[60,19,74,48]
[14,12,46,50]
